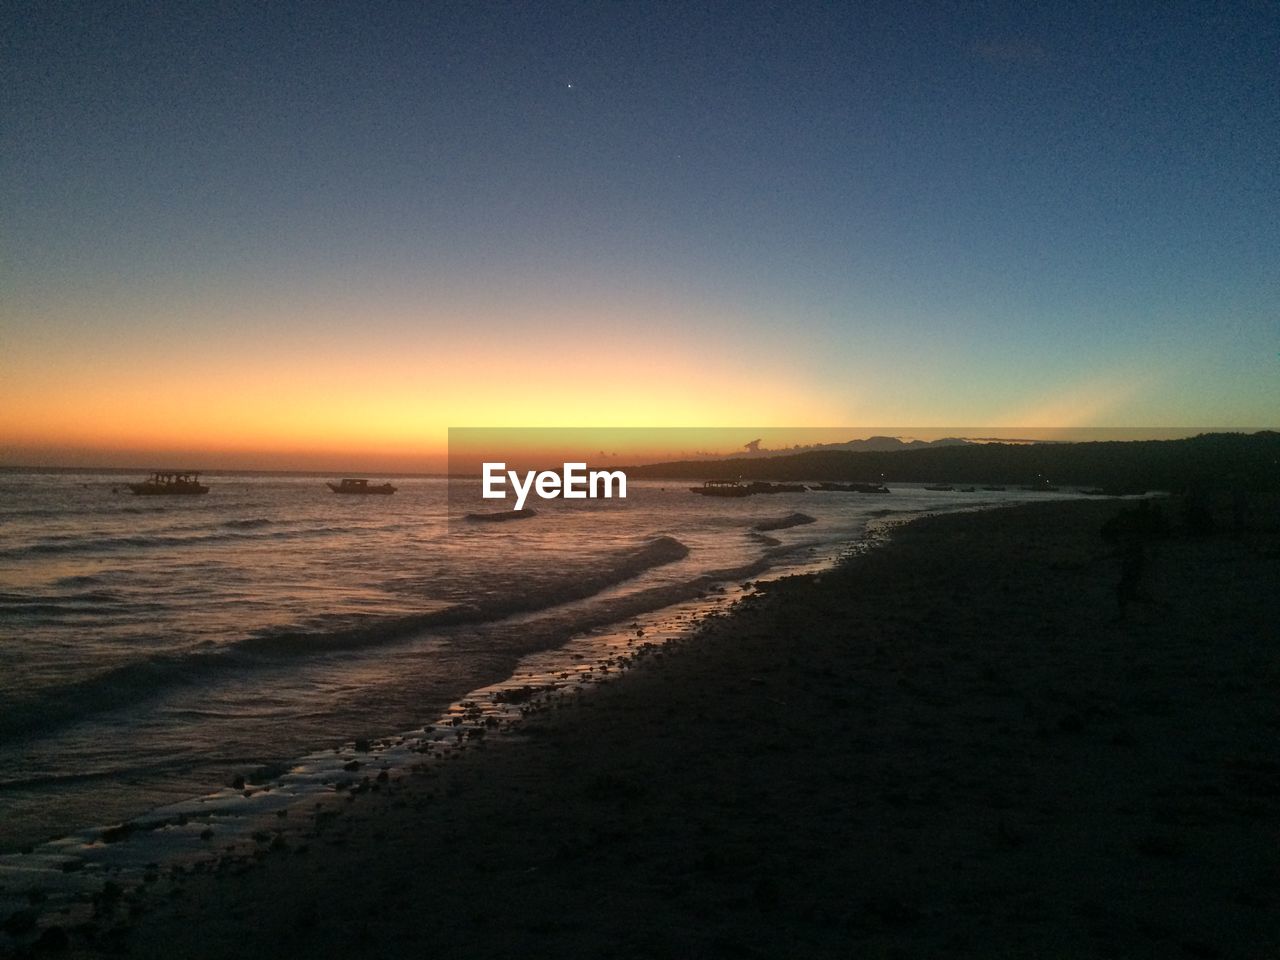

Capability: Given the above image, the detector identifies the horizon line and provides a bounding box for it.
[4,427,1275,476]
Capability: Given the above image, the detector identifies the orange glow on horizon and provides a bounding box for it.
[0,304,840,469]
[3,289,1239,473]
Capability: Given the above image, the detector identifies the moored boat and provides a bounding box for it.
[690,480,750,498]
[327,478,397,495]
[128,472,209,495]
[811,481,890,494]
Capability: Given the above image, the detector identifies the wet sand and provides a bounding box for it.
[41,499,1280,958]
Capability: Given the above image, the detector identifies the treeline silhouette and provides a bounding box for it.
[628,432,1278,493]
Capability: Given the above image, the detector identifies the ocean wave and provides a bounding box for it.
[753,512,816,532]
[462,553,782,662]
[0,589,160,616]
[0,536,692,741]
[0,652,229,742]
[237,536,690,656]
[0,506,84,520]
[53,574,108,587]
[0,524,367,558]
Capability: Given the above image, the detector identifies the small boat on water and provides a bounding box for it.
[128,472,209,495]
[690,479,750,498]
[327,478,397,495]
[923,484,954,492]
[811,481,890,494]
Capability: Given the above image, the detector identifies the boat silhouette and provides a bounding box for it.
[128,472,209,495]
[327,478,397,495]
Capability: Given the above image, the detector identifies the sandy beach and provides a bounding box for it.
[22,498,1280,958]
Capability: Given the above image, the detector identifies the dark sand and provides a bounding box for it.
[45,500,1280,958]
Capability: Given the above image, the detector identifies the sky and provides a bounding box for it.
[2,1,1277,471]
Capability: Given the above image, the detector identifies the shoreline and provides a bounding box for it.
[9,497,1278,957]
[0,504,892,921]
[0,503,852,857]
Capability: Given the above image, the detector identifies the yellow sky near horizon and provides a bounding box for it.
[0,321,841,470]
[2,286,1269,472]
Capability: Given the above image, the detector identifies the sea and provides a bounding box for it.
[0,469,1071,865]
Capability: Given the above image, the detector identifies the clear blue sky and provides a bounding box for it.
[2,1,1276,468]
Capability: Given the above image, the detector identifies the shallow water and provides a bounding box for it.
[0,469,1070,851]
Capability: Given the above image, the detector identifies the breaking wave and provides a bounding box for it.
[0,536,692,741]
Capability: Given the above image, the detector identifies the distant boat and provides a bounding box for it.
[327,478,396,495]
[958,486,977,493]
[811,481,890,494]
[1020,477,1059,492]
[690,480,750,498]
[923,484,954,492]
[128,472,209,496]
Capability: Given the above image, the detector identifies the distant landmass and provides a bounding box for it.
[737,435,972,455]
[628,431,1279,493]
[735,435,1040,457]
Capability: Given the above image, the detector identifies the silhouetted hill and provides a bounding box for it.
[740,435,984,456]
[818,435,973,452]
[629,432,1279,492]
